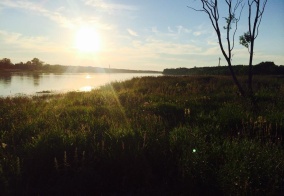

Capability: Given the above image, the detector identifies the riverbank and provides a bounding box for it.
[0,75,283,195]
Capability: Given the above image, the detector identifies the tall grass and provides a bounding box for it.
[0,75,283,195]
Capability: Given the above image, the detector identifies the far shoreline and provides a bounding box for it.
[0,68,162,74]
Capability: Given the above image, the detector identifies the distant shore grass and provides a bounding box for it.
[0,75,283,195]
[36,90,53,94]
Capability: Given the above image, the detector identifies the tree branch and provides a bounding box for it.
[255,0,267,38]
[231,1,245,51]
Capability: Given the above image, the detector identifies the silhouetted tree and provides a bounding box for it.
[0,58,13,69]
[189,0,268,104]
[239,0,267,97]
[31,58,44,67]
[14,62,25,69]
[25,61,33,70]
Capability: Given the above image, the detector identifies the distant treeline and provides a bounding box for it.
[0,58,160,74]
[163,62,284,75]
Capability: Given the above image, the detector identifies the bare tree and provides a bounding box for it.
[240,0,267,97]
[189,0,267,102]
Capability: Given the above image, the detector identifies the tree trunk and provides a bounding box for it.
[226,58,246,97]
[248,38,254,98]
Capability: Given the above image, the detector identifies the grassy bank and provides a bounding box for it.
[0,75,284,195]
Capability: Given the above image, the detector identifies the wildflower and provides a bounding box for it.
[257,116,266,123]
[143,102,150,107]
[2,143,7,149]
[254,116,267,127]
[184,108,190,116]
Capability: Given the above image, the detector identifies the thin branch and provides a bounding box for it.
[226,0,232,60]
[255,0,267,38]
[231,2,245,51]
[187,6,205,12]
[248,1,252,53]
[252,0,260,40]
[188,1,219,31]
[216,1,219,20]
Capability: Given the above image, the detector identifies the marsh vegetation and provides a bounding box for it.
[0,76,283,195]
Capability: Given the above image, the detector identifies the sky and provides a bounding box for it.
[0,0,283,71]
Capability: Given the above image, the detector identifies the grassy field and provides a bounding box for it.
[0,75,283,195]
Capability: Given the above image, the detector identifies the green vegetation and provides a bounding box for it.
[163,62,284,76]
[0,76,283,195]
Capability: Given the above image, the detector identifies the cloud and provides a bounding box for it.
[0,0,115,32]
[151,27,159,34]
[149,26,192,40]
[176,25,192,34]
[127,29,138,37]
[107,36,202,62]
[83,0,137,12]
[193,31,202,36]
[192,23,212,36]
[98,37,206,70]
[0,0,126,31]
[143,38,202,55]
[0,30,67,53]
[0,30,43,46]
[0,0,75,29]
[207,38,218,46]
[168,27,174,33]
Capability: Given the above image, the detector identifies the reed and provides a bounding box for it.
[0,75,283,195]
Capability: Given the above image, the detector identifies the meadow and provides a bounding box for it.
[0,75,283,195]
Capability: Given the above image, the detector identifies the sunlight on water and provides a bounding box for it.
[85,74,92,79]
[80,86,92,92]
[0,73,161,97]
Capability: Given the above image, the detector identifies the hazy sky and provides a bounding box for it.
[0,0,283,71]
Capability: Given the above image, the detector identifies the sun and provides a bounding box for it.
[75,26,100,53]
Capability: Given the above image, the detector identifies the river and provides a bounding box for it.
[0,72,162,97]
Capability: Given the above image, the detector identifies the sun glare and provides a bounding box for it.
[85,74,92,79]
[80,86,92,92]
[75,27,100,53]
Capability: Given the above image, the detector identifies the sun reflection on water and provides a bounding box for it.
[85,74,92,79]
[80,86,92,92]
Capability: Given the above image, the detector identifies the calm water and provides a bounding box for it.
[0,72,161,97]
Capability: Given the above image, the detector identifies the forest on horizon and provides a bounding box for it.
[0,57,160,74]
[1,58,284,76]
[163,61,284,75]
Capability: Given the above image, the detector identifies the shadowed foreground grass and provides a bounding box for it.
[0,75,284,195]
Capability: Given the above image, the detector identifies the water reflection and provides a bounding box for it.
[0,72,161,97]
[80,86,92,92]
[85,74,92,79]
[0,72,43,86]
[0,72,12,86]
[32,74,41,86]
